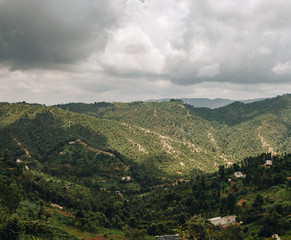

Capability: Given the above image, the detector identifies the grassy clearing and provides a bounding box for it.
[239,183,291,207]
[55,224,96,239]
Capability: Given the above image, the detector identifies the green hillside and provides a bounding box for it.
[0,102,226,179]
[0,94,290,181]
[1,147,290,239]
[0,102,167,188]
[56,94,291,171]
[1,97,291,239]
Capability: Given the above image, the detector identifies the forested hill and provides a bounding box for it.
[189,94,291,125]
[56,94,291,160]
[0,94,291,180]
[56,94,291,126]
[147,97,264,109]
[1,95,291,239]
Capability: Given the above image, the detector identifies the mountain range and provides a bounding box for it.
[147,97,265,109]
[0,94,291,184]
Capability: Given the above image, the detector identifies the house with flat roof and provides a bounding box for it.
[265,160,273,167]
[155,234,180,240]
[208,215,238,227]
[121,176,131,181]
[234,171,246,178]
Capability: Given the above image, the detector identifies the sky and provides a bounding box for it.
[1,0,291,105]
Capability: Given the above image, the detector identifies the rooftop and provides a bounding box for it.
[155,234,180,240]
[208,215,237,227]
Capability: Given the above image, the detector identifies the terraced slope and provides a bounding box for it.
[1,94,291,180]
[56,94,291,170]
[0,103,220,178]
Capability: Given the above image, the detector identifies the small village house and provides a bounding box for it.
[265,160,273,167]
[208,215,239,227]
[121,176,131,181]
[234,171,246,178]
[155,234,180,240]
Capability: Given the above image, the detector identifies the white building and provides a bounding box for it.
[234,171,246,178]
[208,215,238,227]
[265,160,273,166]
[121,176,131,181]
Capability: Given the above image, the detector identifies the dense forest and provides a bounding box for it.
[0,150,291,239]
[0,95,291,239]
[1,94,291,178]
[56,94,291,164]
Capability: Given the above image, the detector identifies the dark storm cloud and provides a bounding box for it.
[162,0,291,85]
[0,0,291,104]
[0,0,123,70]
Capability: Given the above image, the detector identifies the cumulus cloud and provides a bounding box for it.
[96,0,291,86]
[0,0,291,104]
[100,25,165,75]
[162,0,291,85]
[255,46,272,57]
[272,61,291,75]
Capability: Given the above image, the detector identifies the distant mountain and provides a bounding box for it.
[147,97,265,108]
[181,97,265,108]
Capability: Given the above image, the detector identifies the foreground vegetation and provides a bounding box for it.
[0,151,290,239]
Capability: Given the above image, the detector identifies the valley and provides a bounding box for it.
[0,95,291,239]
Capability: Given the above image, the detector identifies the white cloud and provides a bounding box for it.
[1,0,291,104]
[255,46,272,56]
[272,61,291,75]
[100,25,164,75]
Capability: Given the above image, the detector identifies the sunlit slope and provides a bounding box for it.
[1,94,290,177]
[0,102,222,176]
[57,94,291,167]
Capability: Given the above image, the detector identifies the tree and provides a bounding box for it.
[3,150,11,162]
[226,193,236,214]
[182,215,222,240]
[220,196,227,214]
[112,215,123,229]
[252,194,264,211]
[0,214,23,240]
[222,225,244,240]
[113,201,123,215]
[96,212,110,228]
[259,210,289,237]
[219,166,225,180]
[0,183,22,213]
[38,206,45,219]
[124,225,146,240]
[128,217,137,228]
[147,223,159,235]
[233,163,240,172]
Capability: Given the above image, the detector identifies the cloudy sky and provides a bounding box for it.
[1,0,291,105]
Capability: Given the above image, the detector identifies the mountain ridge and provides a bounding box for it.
[146,97,265,109]
[0,94,291,180]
